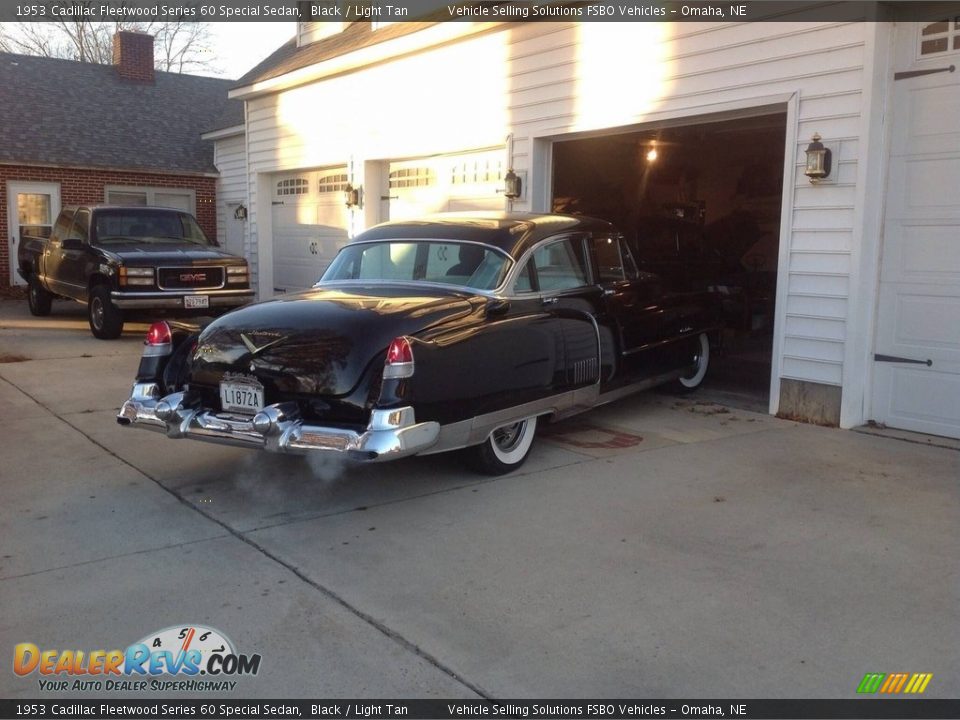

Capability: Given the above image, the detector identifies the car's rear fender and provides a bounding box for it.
[381,307,601,427]
[135,321,204,392]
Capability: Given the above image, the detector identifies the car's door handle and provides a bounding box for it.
[602,288,616,297]
[542,296,559,305]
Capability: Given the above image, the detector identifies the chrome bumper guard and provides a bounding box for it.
[117,383,439,461]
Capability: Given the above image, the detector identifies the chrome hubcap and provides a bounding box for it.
[492,421,525,452]
[92,298,104,329]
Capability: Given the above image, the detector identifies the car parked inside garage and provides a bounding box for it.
[118,213,720,474]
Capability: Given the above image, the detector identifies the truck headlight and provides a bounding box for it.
[120,267,154,287]
[226,265,249,284]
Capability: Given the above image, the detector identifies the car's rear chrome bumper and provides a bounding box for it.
[116,383,439,461]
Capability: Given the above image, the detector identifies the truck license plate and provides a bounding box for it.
[219,382,264,414]
[184,295,209,309]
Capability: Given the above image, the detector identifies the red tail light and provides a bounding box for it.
[143,321,173,357]
[146,321,172,346]
[384,337,414,378]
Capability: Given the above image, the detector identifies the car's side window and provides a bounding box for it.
[592,236,625,283]
[532,237,589,292]
[619,237,640,280]
[70,210,90,243]
[514,259,535,293]
[50,211,74,243]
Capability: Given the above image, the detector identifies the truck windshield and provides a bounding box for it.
[94,209,211,246]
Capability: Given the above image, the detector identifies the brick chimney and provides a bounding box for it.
[113,31,155,83]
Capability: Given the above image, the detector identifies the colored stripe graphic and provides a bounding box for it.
[880,673,909,693]
[904,673,933,694]
[858,672,933,694]
[857,673,885,694]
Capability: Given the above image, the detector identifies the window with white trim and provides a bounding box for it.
[105,186,195,214]
[389,167,436,189]
[318,172,350,193]
[276,177,310,197]
[451,157,504,185]
[918,18,960,57]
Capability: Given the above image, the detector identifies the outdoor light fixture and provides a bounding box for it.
[804,133,832,183]
[646,147,658,163]
[233,204,247,220]
[504,169,522,200]
[344,183,361,209]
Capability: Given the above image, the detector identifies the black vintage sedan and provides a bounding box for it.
[118,213,719,474]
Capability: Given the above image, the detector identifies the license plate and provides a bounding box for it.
[184,294,209,309]
[219,381,263,414]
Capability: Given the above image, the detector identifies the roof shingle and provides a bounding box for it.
[0,53,243,174]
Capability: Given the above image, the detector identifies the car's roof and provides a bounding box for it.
[352,212,617,259]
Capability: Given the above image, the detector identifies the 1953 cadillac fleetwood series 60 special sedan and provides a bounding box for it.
[118,213,720,474]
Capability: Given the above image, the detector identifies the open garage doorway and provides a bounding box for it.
[552,112,787,411]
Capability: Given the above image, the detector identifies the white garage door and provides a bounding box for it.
[385,150,505,221]
[871,22,960,439]
[271,168,350,292]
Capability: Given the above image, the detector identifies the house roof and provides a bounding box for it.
[234,21,436,89]
[0,53,242,174]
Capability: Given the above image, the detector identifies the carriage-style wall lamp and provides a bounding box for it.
[804,133,832,184]
[233,204,247,220]
[504,169,522,200]
[344,184,362,209]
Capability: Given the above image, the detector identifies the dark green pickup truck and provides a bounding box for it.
[18,205,254,339]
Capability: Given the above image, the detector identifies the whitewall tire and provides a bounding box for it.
[470,416,538,475]
[676,332,710,393]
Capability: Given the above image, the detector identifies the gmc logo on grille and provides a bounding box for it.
[180,272,207,282]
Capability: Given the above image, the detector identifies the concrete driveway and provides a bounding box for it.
[0,297,957,700]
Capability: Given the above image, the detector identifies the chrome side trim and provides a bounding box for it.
[421,385,601,455]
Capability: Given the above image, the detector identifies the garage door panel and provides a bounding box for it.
[890,81,960,157]
[871,24,960,438]
[880,223,960,283]
[387,151,504,222]
[272,169,350,292]
[873,364,960,438]
[876,289,960,353]
[887,156,960,213]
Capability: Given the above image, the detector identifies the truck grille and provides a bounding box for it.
[157,267,224,290]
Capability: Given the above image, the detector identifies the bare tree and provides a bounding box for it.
[0,3,217,74]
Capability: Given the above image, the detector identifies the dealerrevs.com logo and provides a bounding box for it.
[13,624,261,693]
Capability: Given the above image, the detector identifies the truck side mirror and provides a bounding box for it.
[61,237,84,251]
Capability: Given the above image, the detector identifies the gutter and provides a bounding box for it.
[201,124,245,141]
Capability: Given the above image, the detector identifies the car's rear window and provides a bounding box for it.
[322,241,511,291]
[94,210,211,246]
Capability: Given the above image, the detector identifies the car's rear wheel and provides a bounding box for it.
[470,416,538,475]
[674,332,710,393]
[27,276,52,316]
[88,285,124,340]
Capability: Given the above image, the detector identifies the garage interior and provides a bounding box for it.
[552,112,787,410]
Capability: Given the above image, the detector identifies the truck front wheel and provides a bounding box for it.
[88,285,124,339]
[27,276,53,317]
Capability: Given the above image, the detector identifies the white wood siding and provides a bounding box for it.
[243,19,870,392]
[213,133,248,253]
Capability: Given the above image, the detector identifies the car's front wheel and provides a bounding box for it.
[674,332,710,393]
[470,416,538,475]
[27,276,52,316]
[88,285,124,340]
